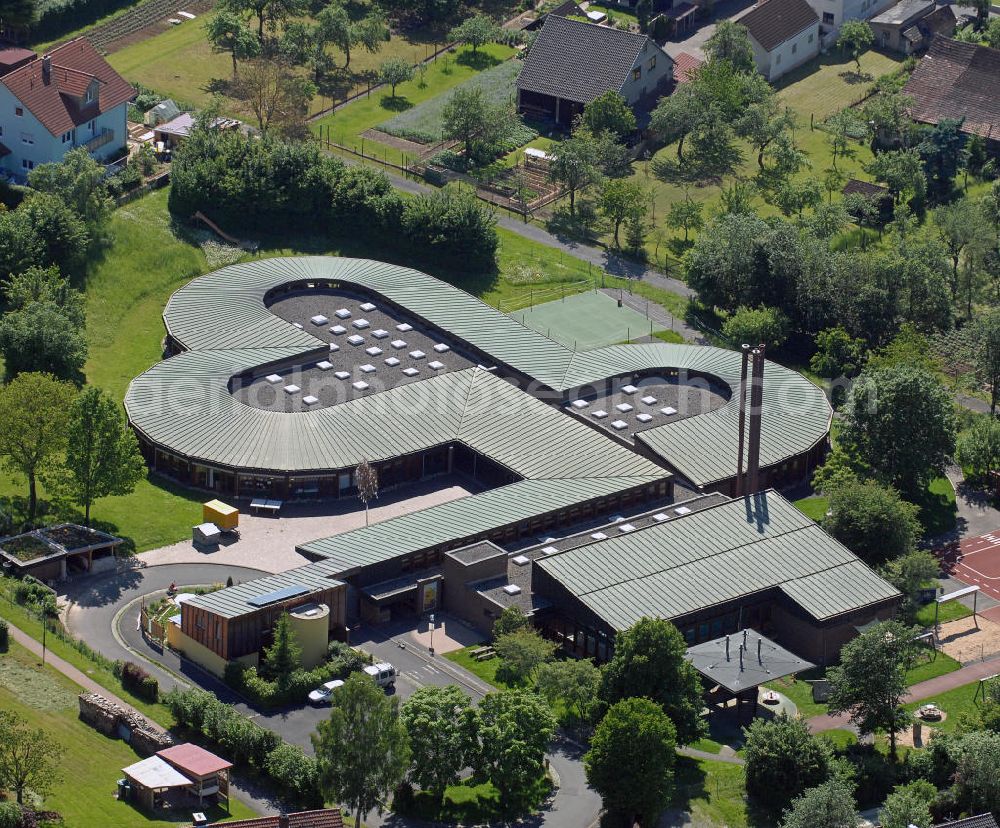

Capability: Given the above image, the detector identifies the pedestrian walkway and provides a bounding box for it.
[807,654,1000,733]
[5,620,163,730]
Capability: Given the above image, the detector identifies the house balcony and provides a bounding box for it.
[83,128,115,153]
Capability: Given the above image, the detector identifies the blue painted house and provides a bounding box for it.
[0,38,133,181]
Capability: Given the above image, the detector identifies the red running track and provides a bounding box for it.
[939,529,1000,606]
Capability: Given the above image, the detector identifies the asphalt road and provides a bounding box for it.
[65,564,603,826]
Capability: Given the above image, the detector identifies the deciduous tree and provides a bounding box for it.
[493,628,555,684]
[0,710,63,804]
[400,685,475,802]
[448,14,496,53]
[810,327,865,379]
[356,457,378,526]
[206,10,260,75]
[582,90,636,142]
[704,20,755,72]
[956,416,1000,482]
[471,689,555,805]
[743,715,832,817]
[599,179,646,247]
[840,365,955,499]
[781,779,859,828]
[599,617,705,745]
[313,672,411,826]
[0,301,87,381]
[56,386,145,525]
[534,658,600,721]
[666,193,703,242]
[827,619,918,759]
[585,697,676,826]
[721,305,789,349]
[378,56,414,98]
[836,20,874,73]
[823,479,921,566]
[879,780,936,828]
[548,131,602,215]
[0,372,75,523]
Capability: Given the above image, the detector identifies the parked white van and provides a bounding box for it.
[363,662,397,689]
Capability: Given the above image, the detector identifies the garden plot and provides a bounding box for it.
[378,59,529,145]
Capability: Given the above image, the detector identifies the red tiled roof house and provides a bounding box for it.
[0,37,133,179]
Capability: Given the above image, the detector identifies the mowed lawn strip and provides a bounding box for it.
[0,639,257,826]
[312,44,516,166]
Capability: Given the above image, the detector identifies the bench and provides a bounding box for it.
[250,498,283,515]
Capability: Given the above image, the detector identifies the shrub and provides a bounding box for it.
[400,183,498,271]
[0,618,8,652]
[120,661,158,702]
[265,742,323,806]
[0,803,18,828]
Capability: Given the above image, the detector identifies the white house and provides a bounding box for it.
[739,0,821,82]
[0,38,133,181]
[805,0,896,34]
[517,16,674,127]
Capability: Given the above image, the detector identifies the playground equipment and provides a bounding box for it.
[191,211,259,252]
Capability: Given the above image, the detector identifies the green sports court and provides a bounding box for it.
[509,290,656,350]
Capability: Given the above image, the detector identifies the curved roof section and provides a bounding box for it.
[132,256,830,487]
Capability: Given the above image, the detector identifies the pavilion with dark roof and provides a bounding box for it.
[0,524,123,582]
[516,16,674,126]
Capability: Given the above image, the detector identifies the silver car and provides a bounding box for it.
[307,679,345,705]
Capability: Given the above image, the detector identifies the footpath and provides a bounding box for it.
[807,654,1000,733]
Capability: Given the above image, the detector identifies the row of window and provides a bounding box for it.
[774,31,816,66]
[631,55,658,82]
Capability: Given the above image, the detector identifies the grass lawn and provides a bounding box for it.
[915,475,958,536]
[905,650,961,685]
[764,675,829,719]
[312,44,516,167]
[902,678,986,734]
[915,599,972,627]
[0,639,257,825]
[670,755,747,828]
[107,10,445,117]
[775,48,904,121]
[794,496,828,522]
[819,729,858,750]
[443,647,509,689]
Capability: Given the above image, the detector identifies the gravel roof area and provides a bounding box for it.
[564,375,729,441]
[234,289,476,412]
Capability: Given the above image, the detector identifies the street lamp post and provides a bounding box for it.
[428,613,435,657]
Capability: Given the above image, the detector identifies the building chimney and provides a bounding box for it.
[42,54,50,82]
[735,344,750,495]
[278,815,290,828]
[746,345,766,494]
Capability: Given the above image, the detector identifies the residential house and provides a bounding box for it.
[804,0,895,34]
[0,37,133,181]
[516,16,674,127]
[930,816,1000,828]
[739,0,821,81]
[869,0,956,53]
[672,51,704,84]
[903,37,1000,147]
[186,810,344,828]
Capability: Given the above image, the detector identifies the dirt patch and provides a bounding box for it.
[937,615,1000,663]
[102,0,216,54]
[361,128,427,154]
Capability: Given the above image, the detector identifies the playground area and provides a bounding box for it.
[509,290,660,350]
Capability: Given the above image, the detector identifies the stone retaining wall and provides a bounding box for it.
[78,692,174,756]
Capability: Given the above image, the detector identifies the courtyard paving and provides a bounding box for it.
[133,476,476,573]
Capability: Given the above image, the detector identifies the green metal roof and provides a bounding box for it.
[534,491,900,630]
[131,257,831,487]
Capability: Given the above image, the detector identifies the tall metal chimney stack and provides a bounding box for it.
[735,344,750,496]
[746,345,766,494]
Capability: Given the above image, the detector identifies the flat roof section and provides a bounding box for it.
[686,631,814,693]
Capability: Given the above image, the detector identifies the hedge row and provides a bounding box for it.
[32,0,139,43]
[164,687,323,807]
[168,127,499,272]
[225,641,370,707]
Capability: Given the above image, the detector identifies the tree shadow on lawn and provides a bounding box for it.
[456,50,502,70]
[204,77,235,97]
[379,94,413,111]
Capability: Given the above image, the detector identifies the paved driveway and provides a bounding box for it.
[63,565,602,826]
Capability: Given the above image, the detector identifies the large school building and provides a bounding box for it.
[125,257,897,674]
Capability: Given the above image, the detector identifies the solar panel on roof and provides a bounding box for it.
[246,584,310,607]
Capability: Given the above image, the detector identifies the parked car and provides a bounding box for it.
[363,662,397,689]
[308,679,345,705]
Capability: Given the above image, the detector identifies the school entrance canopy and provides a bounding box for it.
[686,631,814,694]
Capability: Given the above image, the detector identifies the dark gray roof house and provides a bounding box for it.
[931,816,1000,828]
[516,15,674,126]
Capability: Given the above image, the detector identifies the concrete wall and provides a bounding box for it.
[749,24,821,81]
[288,604,330,669]
[170,625,258,678]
